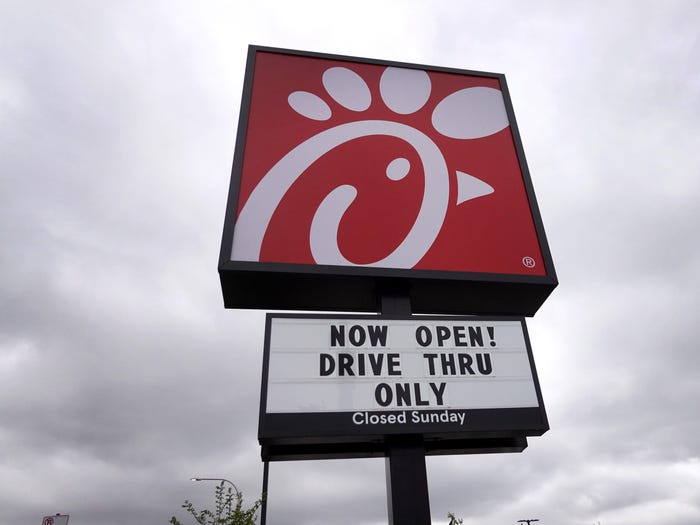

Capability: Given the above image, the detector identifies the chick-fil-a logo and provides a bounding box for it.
[231,52,545,276]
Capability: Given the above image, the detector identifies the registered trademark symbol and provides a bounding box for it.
[522,256,536,268]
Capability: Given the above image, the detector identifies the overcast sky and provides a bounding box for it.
[2,1,699,524]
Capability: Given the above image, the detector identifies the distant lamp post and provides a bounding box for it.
[190,477,241,498]
[517,520,540,525]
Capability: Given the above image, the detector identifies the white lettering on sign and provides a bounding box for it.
[266,318,539,414]
[351,410,467,426]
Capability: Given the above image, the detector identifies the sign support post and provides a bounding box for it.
[380,288,431,524]
[259,460,269,525]
[385,434,431,524]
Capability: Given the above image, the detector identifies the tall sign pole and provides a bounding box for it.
[380,290,431,524]
[219,45,557,523]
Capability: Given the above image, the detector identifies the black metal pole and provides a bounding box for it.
[385,435,431,524]
[260,460,269,525]
[380,284,432,525]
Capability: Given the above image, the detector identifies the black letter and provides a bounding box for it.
[468,326,484,347]
[396,383,412,406]
[349,325,366,346]
[429,382,446,405]
[339,353,355,376]
[387,353,402,375]
[330,325,344,347]
[416,326,432,347]
[423,354,438,375]
[476,353,492,375]
[320,354,335,376]
[369,353,384,375]
[453,326,468,347]
[375,383,392,407]
[357,353,366,376]
[458,353,474,375]
[436,326,451,346]
[440,353,456,375]
[414,383,429,406]
[367,325,388,346]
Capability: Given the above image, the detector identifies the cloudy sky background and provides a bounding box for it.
[2,1,699,524]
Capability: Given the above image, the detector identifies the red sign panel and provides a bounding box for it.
[219,47,556,315]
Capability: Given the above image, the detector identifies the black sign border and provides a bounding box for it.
[219,45,557,317]
[259,313,548,461]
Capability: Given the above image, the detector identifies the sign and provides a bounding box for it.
[259,314,548,460]
[219,46,557,316]
[42,516,69,525]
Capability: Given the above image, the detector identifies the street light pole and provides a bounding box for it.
[190,477,242,498]
[191,475,267,524]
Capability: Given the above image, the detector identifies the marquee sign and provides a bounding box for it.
[219,46,557,316]
[259,314,548,460]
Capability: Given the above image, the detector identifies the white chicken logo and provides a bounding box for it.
[231,65,510,269]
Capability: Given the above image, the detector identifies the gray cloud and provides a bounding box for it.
[2,1,699,524]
